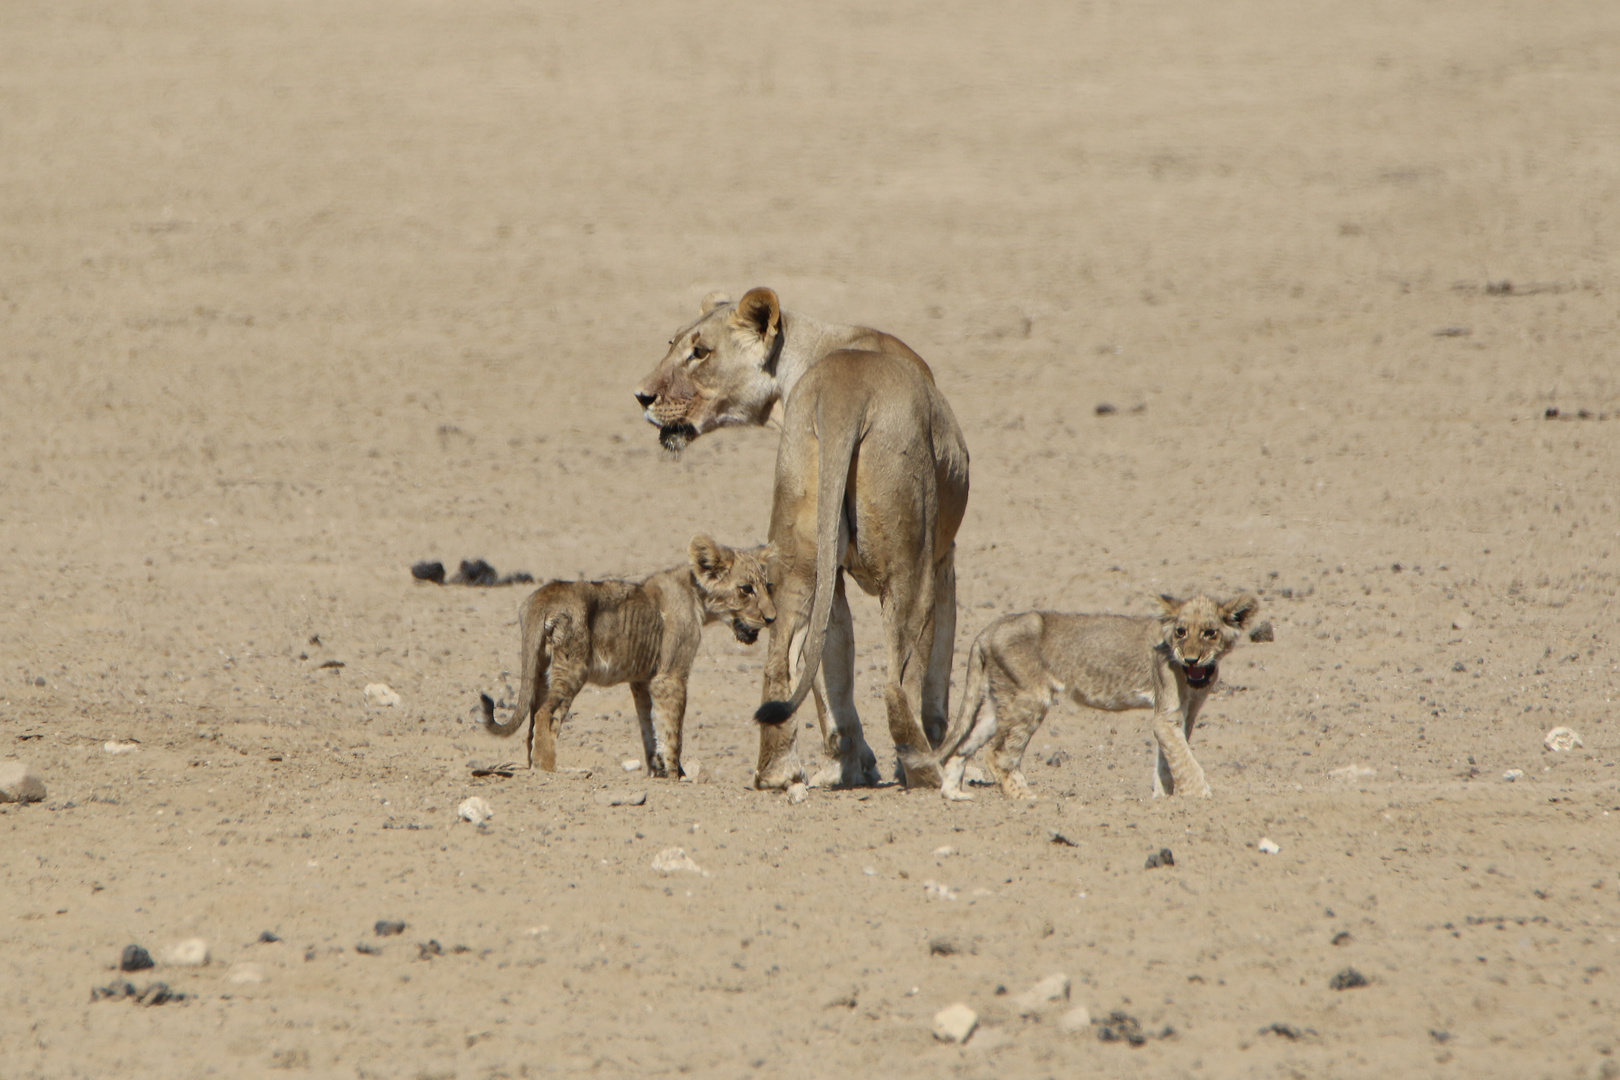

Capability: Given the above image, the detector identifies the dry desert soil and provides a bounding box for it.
[3,2,1619,1077]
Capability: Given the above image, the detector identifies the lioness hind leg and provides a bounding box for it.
[920,545,958,748]
[755,584,813,789]
[807,579,880,788]
[879,570,941,789]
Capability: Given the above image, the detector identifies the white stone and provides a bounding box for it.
[226,962,266,985]
[1502,768,1524,782]
[163,937,210,966]
[933,845,955,857]
[593,790,646,807]
[922,880,958,901]
[651,847,706,875]
[679,759,702,783]
[0,761,46,803]
[103,740,140,755]
[786,782,809,805]
[364,683,401,708]
[1258,837,1281,854]
[932,1002,978,1044]
[457,796,494,824]
[1013,973,1071,1015]
[1057,1005,1093,1033]
[621,759,642,772]
[1328,764,1375,780]
[1544,726,1582,752]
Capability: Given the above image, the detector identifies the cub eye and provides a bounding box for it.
[1201,628,1218,640]
[738,584,754,596]
[1174,626,1188,639]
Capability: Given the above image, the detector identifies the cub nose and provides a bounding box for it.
[763,612,775,624]
[634,391,657,408]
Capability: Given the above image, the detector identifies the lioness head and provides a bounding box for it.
[635,288,785,452]
[1156,593,1260,688]
[689,534,777,644]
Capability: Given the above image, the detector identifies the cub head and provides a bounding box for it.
[689,535,777,644]
[634,288,785,452]
[1155,592,1260,689]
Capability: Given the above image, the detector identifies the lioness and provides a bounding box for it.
[900,594,1260,801]
[634,289,969,789]
[479,536,775,778]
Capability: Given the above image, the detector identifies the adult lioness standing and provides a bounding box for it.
[634,288,969,789]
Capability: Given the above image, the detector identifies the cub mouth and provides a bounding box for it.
[1184,663,1216,688]
[658,422,699,453]
[731,620,760,645]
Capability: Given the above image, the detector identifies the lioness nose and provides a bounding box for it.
[634,391,657,408]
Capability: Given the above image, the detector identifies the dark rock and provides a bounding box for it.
[928,937,959,957]
[258,930,281,943]
[1248,619,1275,643]
[374,920,407,937]
[1096,1011,1147,1045]
[418,940,444,960]
[92,980,138,1001]
[355,942,381,955]
[1045,749,1071,767]
[1262,1022,1302,1040]
[1331,931,1352,946]
[138,982,183,1006]
[1329,967,1369,990]
[120,944,155,972]
[1094,403,1118,416]
[411,560,446,583]
[1146,847,1175,869]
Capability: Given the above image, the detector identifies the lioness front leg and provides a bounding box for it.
[1151,707,1211,798]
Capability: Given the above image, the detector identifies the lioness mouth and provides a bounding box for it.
[1184,663,1216,688]
[731,620,760,645]
[658,422,699,453]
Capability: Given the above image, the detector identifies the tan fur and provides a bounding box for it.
[480,536,775,778]
[635,289,969,790]
[901,594,1259,801]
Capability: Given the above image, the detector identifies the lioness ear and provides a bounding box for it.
[1221,593,1260,628]
[689,534,731,581]
[729,287,782,356]
[700,291,732,315]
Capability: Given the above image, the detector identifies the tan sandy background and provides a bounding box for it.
[3,1,1619,1076]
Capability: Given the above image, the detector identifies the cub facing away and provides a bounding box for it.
[901,593,1259,801]
[479,536,775,778]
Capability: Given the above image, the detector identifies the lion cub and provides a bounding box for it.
[902,593,1259,801]
[480,536,775,778]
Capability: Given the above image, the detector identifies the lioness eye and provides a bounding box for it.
[690,344,711,361]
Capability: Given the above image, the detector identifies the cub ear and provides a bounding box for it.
[729,287,782,354]
[1155,593,1184,619]
[757,541,778,563]
[689,533,732,581]
[700,291,732,315]
[1221,593,1260,628]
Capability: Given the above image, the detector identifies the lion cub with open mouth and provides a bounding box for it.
[902,593,1259,801]
[479,536,775,778]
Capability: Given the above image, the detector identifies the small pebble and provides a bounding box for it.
[0,760,46,804]
[1144,847,1175,869]
[120,944,155,972]
[103,741,140,755]
[457,796,493,824]
[1258,838,1281,855]
[679,759,702,783]
[226,962,266,985]
[364,683,401,708]
[1329,968,1368,991]
[1057,1005,1093,1033]
[1451,612,1475,631]
[650,847,705,875]
[355,942,381,956]
[1248,619,1274,643]
[621,759,642,772]
[257,931,281,944]
[1328,764,1376,780]
[922,880,958,901]
[932,1002,978,1044]
[1544,726,1582,752]
[594,790,647,807]
[1502,769,1524,782]
[162,938,210,967]
[374,920,407,937]
[786,782,809,805]
[1013,973,1071,1015]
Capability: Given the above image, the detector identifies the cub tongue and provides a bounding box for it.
[1186,664,1210,681]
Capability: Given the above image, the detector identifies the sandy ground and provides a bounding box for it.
[3,1,1619,1076]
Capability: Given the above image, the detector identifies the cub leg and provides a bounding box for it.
[807,577,880,788]
[531,634,588,772]
[647,674,687,779]
[940,696,997,802]
[631,683,658,772]
[983,693,1049,801]
[1151,688,1211,798]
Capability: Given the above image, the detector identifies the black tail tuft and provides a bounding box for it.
[754,700,795,726]
[479,692,496,725]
